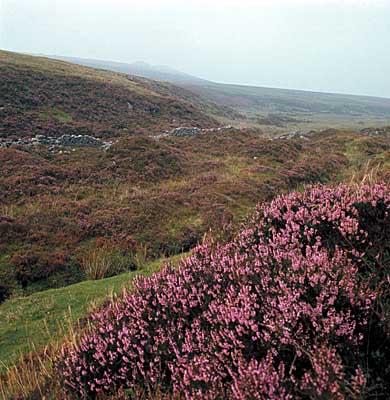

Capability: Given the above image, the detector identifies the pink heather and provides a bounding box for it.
[59,184,390,399]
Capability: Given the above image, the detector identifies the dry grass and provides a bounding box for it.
[131,244,148,271]
[80,246,131,280]
[0,204,17,218]
[349,159,383,188]
[0,310,80,400]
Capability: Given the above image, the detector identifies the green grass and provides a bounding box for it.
[0,253,187,371]
[40,108,73,123]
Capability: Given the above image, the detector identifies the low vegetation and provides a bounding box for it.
[0,50,218,140]
[2,129,390,301]
[60,184,390,399]
[1,51,390,399]
[0,253,187,398]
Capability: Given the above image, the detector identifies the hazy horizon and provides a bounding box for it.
[1,0,390,98]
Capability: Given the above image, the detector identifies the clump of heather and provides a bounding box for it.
[60,184,390,399]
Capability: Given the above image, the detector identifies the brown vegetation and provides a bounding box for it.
[2,127,390,301]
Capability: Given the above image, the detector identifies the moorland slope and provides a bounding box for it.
[1,50,390,399]
[48,54,390,132]
[0,50,220,140]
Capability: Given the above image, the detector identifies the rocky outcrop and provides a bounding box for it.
[166,125,238,137]
[0,134,113,151]
[275,130,318,140]
[360,127,390,137]
[169,127,203,137]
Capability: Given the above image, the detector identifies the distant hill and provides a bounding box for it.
[184,81,390,119]
[42,53,390,132]
[40,55,208,84]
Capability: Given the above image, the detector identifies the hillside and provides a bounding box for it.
[0,51,220,140]
[1,52,390,302]
[1,50,390,399]
[2,51,390,302]
[46,54,390,132]
[184,81,390,131]
[2,122,390,299]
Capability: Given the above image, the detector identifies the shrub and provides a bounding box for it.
[107,136,187,182]
[0,215,26,244]
[11,249,68,290]
[284,153,348,186]
[57,184,390,398]
[0,283,11,303]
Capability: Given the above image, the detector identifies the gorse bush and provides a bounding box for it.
[60,184,390,399]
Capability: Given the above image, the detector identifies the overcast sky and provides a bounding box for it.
[1,0,390,98]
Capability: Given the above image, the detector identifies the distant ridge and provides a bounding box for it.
[37,54,208,84]
[31,52,390,131]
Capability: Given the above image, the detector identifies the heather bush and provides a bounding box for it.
[0,283,11,303]
[107,136,187,182]
[57,184,390,398]
[11,249,69,290]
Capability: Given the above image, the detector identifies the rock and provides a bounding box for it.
[0,134,113,152]
[148,105,160,114]
[360,127,390,137]
[55,134,102,147]
[276,130,317,140]
[169,127,203,137]
[167,125,239,137]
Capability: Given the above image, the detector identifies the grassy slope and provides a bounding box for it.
[0,253,186,371]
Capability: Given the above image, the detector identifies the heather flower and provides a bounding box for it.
[59,184,390,398]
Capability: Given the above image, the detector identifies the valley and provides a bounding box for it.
[47,54,390,134]
[1,50,390,399]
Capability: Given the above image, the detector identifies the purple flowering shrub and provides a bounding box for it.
[60,184,390,399]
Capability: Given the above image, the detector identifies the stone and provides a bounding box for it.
[0,134,113,152]
[167,125,239,137]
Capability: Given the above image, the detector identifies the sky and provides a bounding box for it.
[1,0,390,98]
